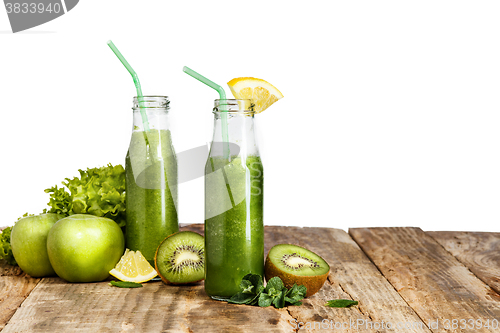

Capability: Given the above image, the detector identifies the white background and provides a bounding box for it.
[1,1,500,231]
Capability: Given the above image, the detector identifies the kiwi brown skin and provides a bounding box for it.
[154,231,204,285]
[264,246,330,297]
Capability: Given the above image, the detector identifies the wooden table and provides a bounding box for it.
[1,225,500,332]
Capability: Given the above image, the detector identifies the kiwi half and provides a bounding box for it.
[265,244,330,297]
[154,231,205,285]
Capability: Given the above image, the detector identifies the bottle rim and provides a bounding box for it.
[213,99,255,114]
[132,96,170,110]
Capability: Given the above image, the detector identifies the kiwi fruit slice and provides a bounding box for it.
[265,244,330,297]
[154,231,205,285]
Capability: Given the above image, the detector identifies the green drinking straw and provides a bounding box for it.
[183,66,230,159]
[107,40,150,132]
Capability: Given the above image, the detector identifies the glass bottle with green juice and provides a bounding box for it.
[205,99,264,300]
[125,96,179,266]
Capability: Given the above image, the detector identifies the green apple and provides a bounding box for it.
[47,214,125,282]
[10,213,64,277]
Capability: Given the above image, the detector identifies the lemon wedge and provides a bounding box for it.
[109,249,158,283]
[227,77,283,113]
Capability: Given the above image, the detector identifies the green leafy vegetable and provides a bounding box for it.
[258,292,274,307]
[228,274,264,305]
[228,275,306,309]
[0,226,16,265]
[0,164,125,267]
[109,281,143,288]
[240,279,254,294]
[285,284,307,306]
[259,276,285,308]
[272,288,286,308]
[45,164,126,227]
[18,213,35,220]
[325,299,358,308]
[266,276,284,292]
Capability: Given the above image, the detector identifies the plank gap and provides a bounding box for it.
[0,259,42,331]
[335,279,383,333]
[268,226,430,332]
[427,231,500,298]
[350,227,500,333]
[349,228,435,333]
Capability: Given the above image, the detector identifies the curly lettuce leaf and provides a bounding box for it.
[45,186,72,216]
[0,226,16,265]
[45,164,126,227]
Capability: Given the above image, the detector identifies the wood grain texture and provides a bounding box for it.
[0,259,41,330]
[266,226,430,333]
[7,224,500,332]
[428,231,500,295]
[350,227,500,333]
[2,278,296,333]
[1,224,296,333]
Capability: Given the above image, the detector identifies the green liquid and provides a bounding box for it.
[204,155,264,299]
[125,129,179,265]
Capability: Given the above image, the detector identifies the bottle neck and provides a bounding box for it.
[210,111,260,158]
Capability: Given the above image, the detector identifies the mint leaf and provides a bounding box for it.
[285,284,307,304]
[325,299,358,308]
[228,292,255,304]
[109,281,143,288]
[265,277,284,293]
[243,274,264,292]
[227,275,306,309]
[272,289,286,308]
[267,287,280,298]
[240,280,254,294]
[260,277,288,308]
[228,274,264,305]
[258,293,273,307]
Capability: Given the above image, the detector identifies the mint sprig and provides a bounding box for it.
[228,274,264,305]
[228,274,306,309]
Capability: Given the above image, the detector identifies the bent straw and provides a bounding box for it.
[183,66,230,159]
[107,40,150,132]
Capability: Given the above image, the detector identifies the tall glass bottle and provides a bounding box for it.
[125,96,178,265]
[205,99,264,300]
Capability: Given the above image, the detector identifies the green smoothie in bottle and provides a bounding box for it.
[198,76,282,300]
[205,155,264,298]
[125,96,178,266]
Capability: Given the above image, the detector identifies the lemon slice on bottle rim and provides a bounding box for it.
[227,77,283,113]
[109,249,158,283]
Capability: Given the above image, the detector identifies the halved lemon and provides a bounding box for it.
[227,77,284,113]
[109,249,158,283]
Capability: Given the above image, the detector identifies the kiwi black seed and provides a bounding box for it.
[265,244,330,297]
[154,231,205,285]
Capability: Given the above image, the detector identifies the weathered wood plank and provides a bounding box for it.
[0,224,296,333]
[0,259,41,331]
[2,278,296,333]
[350,227,500,333]
[266,226,430,333]
[428,231,500,296]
